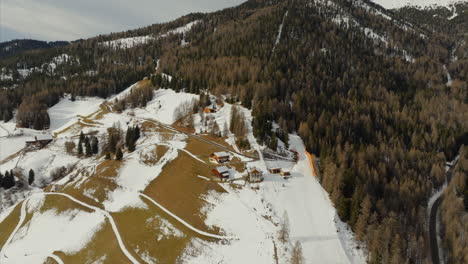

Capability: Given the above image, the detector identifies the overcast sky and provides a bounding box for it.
[0,0,246,42]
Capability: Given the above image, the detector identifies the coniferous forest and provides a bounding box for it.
[0,0,467,263]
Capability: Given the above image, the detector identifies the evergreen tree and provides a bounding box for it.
[270,133,278,151]
[91,137,99,154]
[125,125,139,152]
[128,139,136,152]
[84,137,92,156]
[135,125,140,139]
[28,169,35,185]
[78,141,83,156]
[125,126,133,148]
[105,152,111,160]
[79,131,85,143]
[3,170,15,189]
[115,148,123,160]
[0,171,3,188]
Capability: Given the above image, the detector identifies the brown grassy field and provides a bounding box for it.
[185,136,227,162]
[39,194,94,214]
[112,201,201,263]
[199,134,235,151]
[0,201,22,249]
[144,150,225,233]
[58,219,138,264]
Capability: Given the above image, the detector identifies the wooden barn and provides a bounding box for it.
[209,151,230,164]
[212,166,230,180]
[248,168,263,183]
[26,135,53,148]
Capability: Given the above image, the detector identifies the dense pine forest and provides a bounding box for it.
[0,0,467,263]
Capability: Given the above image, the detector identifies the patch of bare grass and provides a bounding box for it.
[0,201,22,248]
[144,150,225,233]
[113,203,196,263]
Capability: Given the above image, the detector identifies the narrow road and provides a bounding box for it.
[429,197,443,264]
[429,157,458,264]
[139,193,236,240]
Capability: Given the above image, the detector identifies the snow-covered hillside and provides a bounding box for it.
[101,36,155,49]
[0,81,365,263]
[100,20,201,49]
[371,0,466,9]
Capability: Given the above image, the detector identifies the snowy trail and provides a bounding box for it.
[139,193,236,240]
[48,254,65,264]
[44,193,140,264]
[0,197,30,262]
[0,123,10,137]
[180,149,208,164]
[1,193,140,264]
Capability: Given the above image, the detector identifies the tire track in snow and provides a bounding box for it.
[0,193,141,264]
[0,197,30,262]
[180,149,208,165]
[48,254,65,264]
[139,193,236,240]
[42,193,140,264]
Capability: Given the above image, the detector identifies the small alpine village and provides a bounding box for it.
[0,76,342,263]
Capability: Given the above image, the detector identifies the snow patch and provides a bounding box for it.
[370,0,465,9]
[3,208,105,264]
[101,35,155,49]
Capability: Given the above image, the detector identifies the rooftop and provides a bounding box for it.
[216,166,230,174]
[27,134,53,142]
[214,151,229,157]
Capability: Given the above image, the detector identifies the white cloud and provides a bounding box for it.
[0,0,246,41]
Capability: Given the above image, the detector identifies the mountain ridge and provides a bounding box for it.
[0,0,466,263]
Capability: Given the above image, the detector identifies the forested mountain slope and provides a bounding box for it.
[0,0,467,263]
[0,39,69,60]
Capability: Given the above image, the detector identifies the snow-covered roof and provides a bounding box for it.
[214,151,229,157]
[250,168,262,174]
[216,166,229,174]
[27,134,53,142]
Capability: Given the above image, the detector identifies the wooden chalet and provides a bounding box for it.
[26,135,53,148]
[268,168,281,174]
[280,169,291,177]
[248,168,263,183]
[212,166,230,180]
[209,151,230,164]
